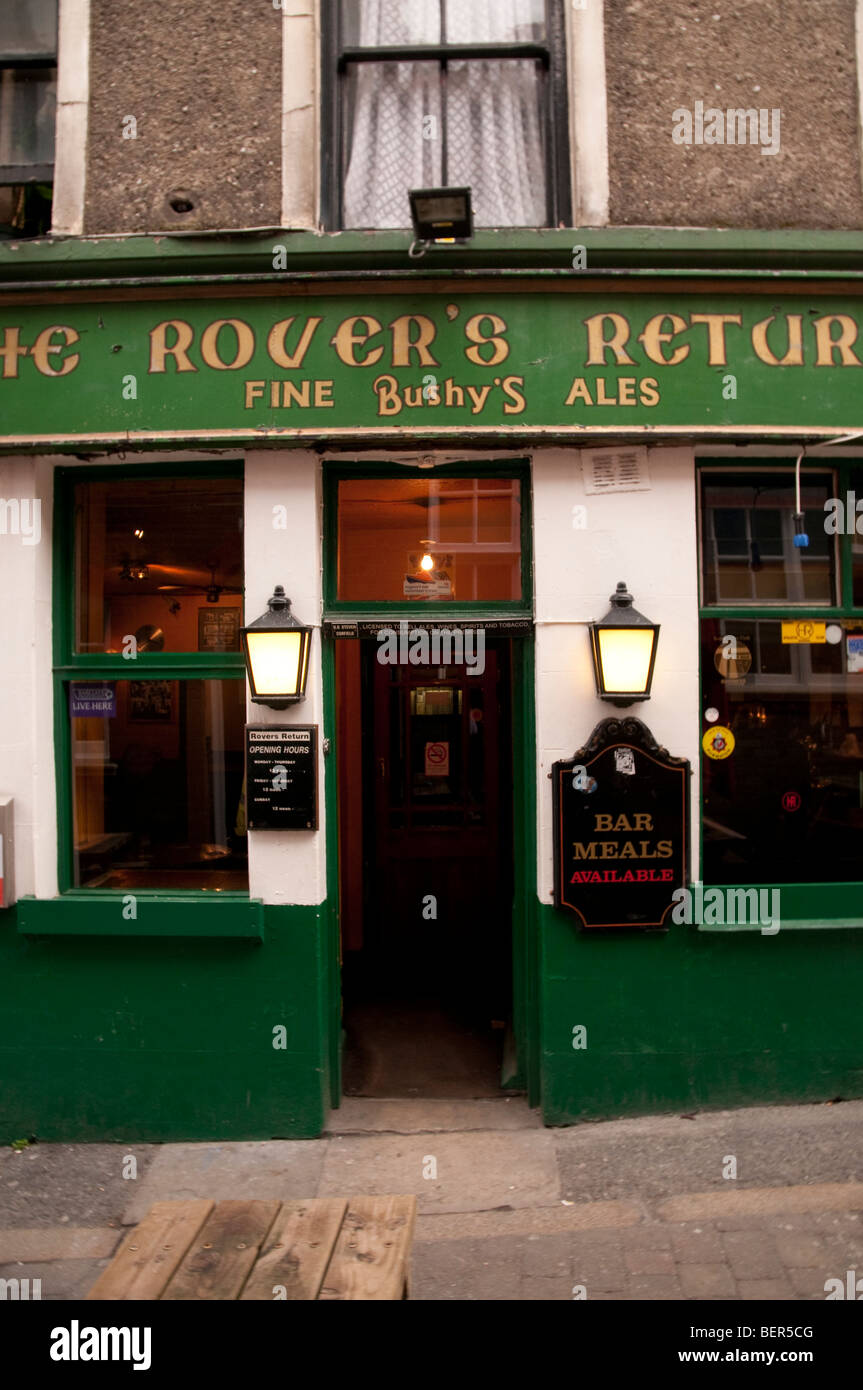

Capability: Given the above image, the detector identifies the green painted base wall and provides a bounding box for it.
[5,894,861,1142]
[0,904,331,1143]
[539,903,863,1124]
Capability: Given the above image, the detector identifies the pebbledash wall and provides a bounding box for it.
[2,247,863,1138]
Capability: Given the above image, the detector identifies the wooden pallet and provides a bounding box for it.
[87,1195,417,1301]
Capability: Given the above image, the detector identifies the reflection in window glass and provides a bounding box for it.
[701,471,835,606]
[848,466,863,607]
[73,476,243,654]
[70,678,248,890]
[701,618,863,883]
[337,477,522,600]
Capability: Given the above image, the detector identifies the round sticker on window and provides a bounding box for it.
[702,726,735,760]
[714,639,752,679]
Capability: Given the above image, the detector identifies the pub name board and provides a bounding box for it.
[553,717,690,930]
[3,291,863,442]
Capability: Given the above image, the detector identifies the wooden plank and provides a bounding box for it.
[86,1200,214,1301]
[239,1198,348,1301]
[160,1200,280,1301]
[319,1195,417,1301]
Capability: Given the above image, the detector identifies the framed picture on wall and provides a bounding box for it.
[128,679,175,723]
[198,607,242,652]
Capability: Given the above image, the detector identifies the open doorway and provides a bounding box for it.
[336,635,515,1097]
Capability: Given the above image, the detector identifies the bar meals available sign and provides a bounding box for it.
[2,290,863,444]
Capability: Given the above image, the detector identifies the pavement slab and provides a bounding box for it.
[0,1227,120,1262]
[0,1143,157,1228]
[319,1128,560,1214]
[1,1099,862,1300]
[120,1140,327,1224]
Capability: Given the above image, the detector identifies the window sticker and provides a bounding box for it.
[702,726,735,760]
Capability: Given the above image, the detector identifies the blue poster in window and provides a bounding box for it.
[69,683,116,717]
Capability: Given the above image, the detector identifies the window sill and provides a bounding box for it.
[697,918,863,932]
[16,893,264,940]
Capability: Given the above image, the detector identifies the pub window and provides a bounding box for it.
[0,0,57,238]
[326,0,571,230]
[699,464,863,891]
[58,470,248,893]
[335,473,526,603]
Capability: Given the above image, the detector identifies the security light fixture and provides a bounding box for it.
[241,586,312,709]
[589,582,659,706]
[408,187,473,257]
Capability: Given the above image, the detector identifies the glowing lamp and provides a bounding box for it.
[241,586,312,708]
[589,583,659,706]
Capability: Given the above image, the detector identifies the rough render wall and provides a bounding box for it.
[84,0,284,233]
[604,0,863,228]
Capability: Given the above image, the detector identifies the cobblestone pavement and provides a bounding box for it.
[1,1098,862,1301]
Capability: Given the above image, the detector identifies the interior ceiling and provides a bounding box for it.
[100,479,243,595]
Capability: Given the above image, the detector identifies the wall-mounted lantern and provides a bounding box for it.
[589,582,659,706]
[241,586,312,708]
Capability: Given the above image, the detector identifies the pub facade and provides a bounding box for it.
[1,0,862,1141]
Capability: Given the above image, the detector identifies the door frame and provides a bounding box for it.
[321,459,540,1109]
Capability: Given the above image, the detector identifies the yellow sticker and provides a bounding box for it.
[702,726,735,760]
[781,620,826,644]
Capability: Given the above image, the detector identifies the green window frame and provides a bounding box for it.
[28,460,263,940]
[697,457,863,930]
[323,459,533,620]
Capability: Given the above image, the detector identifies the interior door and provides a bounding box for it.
[369,643,511,1014]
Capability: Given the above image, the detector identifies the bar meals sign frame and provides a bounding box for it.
[2,287,863,445]
[553,717,690,931]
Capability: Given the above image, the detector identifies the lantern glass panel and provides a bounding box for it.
[598,627,654,695]
[247,630,303,697]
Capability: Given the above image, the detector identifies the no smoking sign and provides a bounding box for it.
[425,741,450,776]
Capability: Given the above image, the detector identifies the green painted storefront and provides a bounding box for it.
[1,231,862,1141]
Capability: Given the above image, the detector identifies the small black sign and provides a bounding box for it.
[245,725,318,830]
[552,717,690,930]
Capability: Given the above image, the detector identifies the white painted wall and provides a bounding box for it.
[281,0,320,229]
[533,446,701,902]
[567,0,610,226]
[244,450,326,905]
[0,456,57,900]
[52,0,91,236]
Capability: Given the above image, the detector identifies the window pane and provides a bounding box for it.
[446,59,546,226]
[701,471,835,606]
[445,0,546,43]
[701,617,863,883]
[70,678,248,891]
[73,476,243,654]
[0,0,57,56]
[342,60,441,228]
[337,477,522,600]
[0,68,56,170]
[340,0,441,46]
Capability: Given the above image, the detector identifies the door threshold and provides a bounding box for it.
[326,1095,538,1136]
